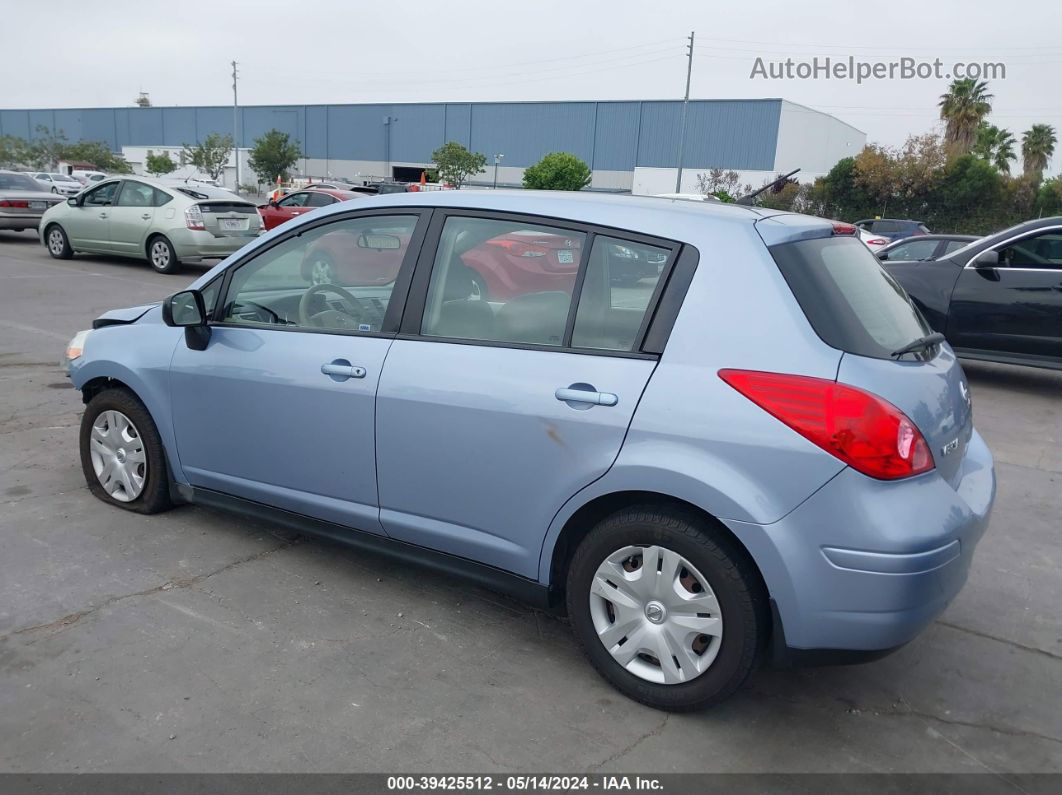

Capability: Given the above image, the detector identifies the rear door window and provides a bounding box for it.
[306,192,336,207]
[884,238,938,261]
[770,235,932,359]
[419,216,586,346]
[571,236,670,351]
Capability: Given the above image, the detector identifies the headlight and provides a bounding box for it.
[62,329,92,373]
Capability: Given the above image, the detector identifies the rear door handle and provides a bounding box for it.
[555,387,619,407]
[321,360,366,380]
[98,212,108,219]
[141,213,152,220]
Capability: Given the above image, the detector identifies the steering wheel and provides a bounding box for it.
[298,282,365,329]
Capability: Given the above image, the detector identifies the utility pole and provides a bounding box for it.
[493,153,503,189]
[231,59,240,188]
[674,31,694,193]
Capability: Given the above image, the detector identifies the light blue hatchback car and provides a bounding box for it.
[65,191,995,710]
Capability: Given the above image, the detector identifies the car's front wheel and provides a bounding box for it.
[566,506,766,711]
[147,235,180,274]
[46,225,73,259]
[80,388,172,514]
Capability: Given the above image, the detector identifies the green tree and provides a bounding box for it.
[145,150,176,177]
[29,125,68,169]
[183,132,234,181]
[939,79,993,156]
[973,123,1016,173]
[248,129,302,184]
[431,141,486,189]
[521,151,592,191]
[0,135,34,169]
[1021,124,1057,182]
[61,140,132,173]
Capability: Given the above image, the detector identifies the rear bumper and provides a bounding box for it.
[170,228,260,261]
[727,428,995,657]
[0,215,45,230]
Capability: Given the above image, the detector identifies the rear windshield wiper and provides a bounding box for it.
[891,332,946,358]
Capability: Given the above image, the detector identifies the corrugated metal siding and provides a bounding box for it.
[0,100,785,171]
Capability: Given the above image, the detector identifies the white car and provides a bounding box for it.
[72,170,108,186]
[858,227,891,252]
[32,172,83,196]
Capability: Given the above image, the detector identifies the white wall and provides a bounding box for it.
[773,101,866,177]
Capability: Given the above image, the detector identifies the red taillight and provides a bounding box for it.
[719,369,934,480]
[487,239,547,258]
[866,238,889,246]
[832,222,858,236]
[0,200,30,208]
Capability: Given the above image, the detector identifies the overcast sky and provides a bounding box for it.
[5,0,1059,171]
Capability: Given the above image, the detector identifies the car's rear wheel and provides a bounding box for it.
[147,235,180,274]
[46,225,73,259]
[80,388,172,514]
[566,506,765,711]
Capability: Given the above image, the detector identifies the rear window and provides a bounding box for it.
[0,173,42,191]
[770,236,931,360]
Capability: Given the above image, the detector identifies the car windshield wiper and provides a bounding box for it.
[891,332,946,358]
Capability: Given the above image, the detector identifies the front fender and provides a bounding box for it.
[71,321,186,484]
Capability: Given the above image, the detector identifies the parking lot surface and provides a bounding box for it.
[0,230,1059,774]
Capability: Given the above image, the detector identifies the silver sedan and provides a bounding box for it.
[0,171,66,232]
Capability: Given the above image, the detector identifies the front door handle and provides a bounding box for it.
[321,360,366,381]
[555,386,619,407]
[98,212,108,219]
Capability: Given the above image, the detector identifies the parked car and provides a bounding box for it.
[32,172,83,196]
[72,170,108,186]
[39,176,262,273]
[857,227,891,252]
[882,217,1062,370]
[876,234,978,262]
[63,192,995,711]
[854,218,930,242]
[258,188,368,231]
[0,170,66,231]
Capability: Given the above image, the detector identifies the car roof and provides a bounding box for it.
[279,189,832,247]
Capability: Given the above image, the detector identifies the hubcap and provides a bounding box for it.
[89,410,147,502]
[589,545,723,685]
[48,230,63,254]
[151,242,169,269]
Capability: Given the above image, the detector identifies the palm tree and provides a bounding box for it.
[974,124,1016,173]
[939,79,993,155]
[1021,124,1057,181]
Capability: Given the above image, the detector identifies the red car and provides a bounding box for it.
[300,227,584,299]
[258,189,367,231]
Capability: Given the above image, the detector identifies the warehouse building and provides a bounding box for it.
[0,99,864,193]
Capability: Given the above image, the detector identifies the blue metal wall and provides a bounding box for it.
[0,100,782,171]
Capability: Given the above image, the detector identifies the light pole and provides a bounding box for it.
[231,60,240,190]
[493,153,503,189]
[674,31,694,193]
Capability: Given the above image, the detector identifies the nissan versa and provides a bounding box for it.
[64,191,995,711]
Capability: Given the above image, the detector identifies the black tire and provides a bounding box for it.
[146,235,181,274]
[80,388,172,514]
[566,505,766,712]
[45,224,73,259]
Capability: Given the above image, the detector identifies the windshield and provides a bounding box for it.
[53,174,79,182]
[0,173,44,191]
[770,235,932,360]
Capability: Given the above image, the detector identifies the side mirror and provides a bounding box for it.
[67,197,78,207]
[163,289,206,327]
[876,251,888,261]
[972,250,999,268]
[268,199,278,208]
[162,289,211,350]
